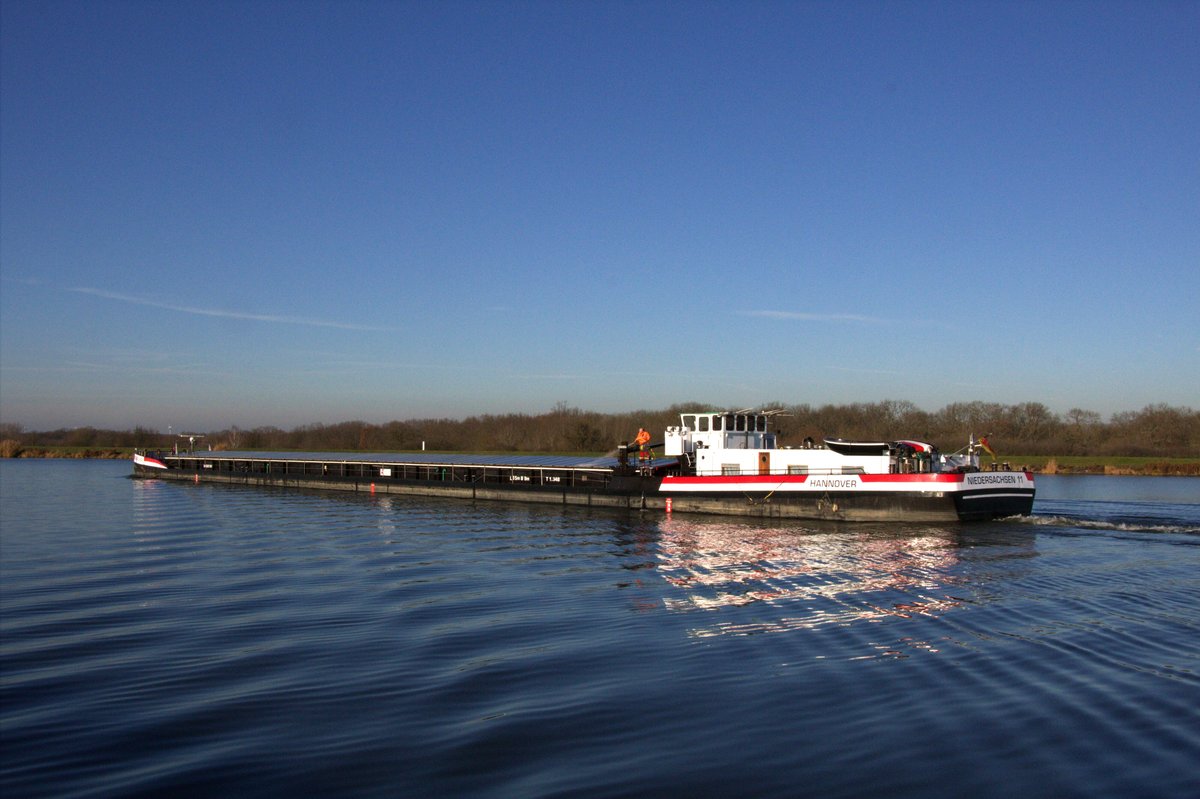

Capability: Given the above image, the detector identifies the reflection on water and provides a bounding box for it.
[654,519,995,639]
[7,464,1199,799]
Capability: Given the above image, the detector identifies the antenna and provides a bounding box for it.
[178,433,206,453]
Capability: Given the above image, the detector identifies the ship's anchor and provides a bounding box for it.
[817,492,839,515]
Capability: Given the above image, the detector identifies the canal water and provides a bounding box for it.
[2,460,1197,798]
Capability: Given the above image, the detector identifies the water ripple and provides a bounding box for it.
[3,462,1199,798]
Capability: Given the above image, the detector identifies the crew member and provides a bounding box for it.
[634,427,651,463]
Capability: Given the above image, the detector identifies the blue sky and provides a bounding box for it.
[2,0,1197,431]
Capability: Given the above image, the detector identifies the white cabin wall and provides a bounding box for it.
[696,448,891,476]
[664,427,687,456]
[674,413,894,476]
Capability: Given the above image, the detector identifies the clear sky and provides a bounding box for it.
[2,0,1197,432]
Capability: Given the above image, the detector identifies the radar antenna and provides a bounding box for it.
[178,433,206,454]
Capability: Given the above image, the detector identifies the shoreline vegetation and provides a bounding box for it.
[2,444,1197,476]
[3,400,1197,476]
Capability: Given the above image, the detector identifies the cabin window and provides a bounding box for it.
[756,416,766,432]
[721,464,740,475]
[787,465,808,475]
[698,416,710,432]
[682,415,696,430]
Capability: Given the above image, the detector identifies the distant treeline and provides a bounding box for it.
[3,401,1198,458]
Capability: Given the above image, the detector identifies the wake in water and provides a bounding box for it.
[1021,513,1200,535]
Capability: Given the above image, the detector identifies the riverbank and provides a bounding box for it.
[1000,455,1200,476]
[0,443,131,459]
[2,442,1197,475]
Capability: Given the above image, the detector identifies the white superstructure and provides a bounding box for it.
[654,410,1034,520]
[663,411,977,477]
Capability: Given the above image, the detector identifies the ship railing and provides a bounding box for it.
[692,467,868,477]
[155,456,617,489]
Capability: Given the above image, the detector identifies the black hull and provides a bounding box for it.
[656,488,1031,522]
[954,488,1039,520]
[133,464,1032,522]
[133,465,667,512]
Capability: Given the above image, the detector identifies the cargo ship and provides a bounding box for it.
[132,410,1034,522]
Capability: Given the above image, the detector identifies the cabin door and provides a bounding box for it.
[758,452,770,475]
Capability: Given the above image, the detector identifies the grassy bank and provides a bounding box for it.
[2,441,1197,475]
[996,455,1200,476]
[0,442,132,459]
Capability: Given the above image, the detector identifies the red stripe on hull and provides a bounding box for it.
[662,473,970,487]
[663,475,811,486]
